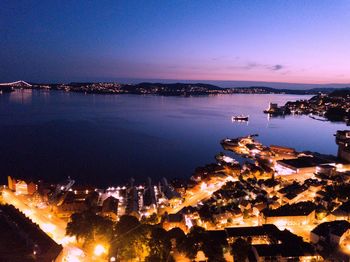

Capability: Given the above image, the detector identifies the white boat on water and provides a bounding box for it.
[232,115,249,122]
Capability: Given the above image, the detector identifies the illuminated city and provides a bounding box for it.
[2,1,350,261]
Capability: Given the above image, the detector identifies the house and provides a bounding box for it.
[101,196,119,220]
[163,213,187,232]
[260,179,281,194]
[330,201,350,221]
[212,209,243,226]
[239,199,252,212]
[277,182,308,204]
[52,191,88,218]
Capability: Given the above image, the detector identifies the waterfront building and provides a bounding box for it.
[335,130,350,162]
[264,102,279,114]
[269,145,297,157]
[275,156,334,176]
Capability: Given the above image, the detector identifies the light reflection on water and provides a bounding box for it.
[0,90,347,186]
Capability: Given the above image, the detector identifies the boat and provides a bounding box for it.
[232,115,249,122]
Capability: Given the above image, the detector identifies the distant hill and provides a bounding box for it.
[231,86,336,94]
[328,88,350,97]
[135,82,223,90]
[2,80,349,96]
[81,78,350,90]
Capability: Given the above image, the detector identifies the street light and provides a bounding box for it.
[94,244,106,256]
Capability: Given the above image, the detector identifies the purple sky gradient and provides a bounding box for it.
[1,0,350,85]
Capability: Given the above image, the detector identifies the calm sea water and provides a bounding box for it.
[0,90,347,187]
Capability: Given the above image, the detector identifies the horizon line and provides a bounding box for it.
[2,78,350,86]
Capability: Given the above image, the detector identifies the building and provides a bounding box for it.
[52,191,88,218]
[8,176,38,195]
[269,145,296,156]
[275,156,334,176]
[225,224,281,245]
[264,103,279,114]
[316,164,336,176]
[311,220,350,248]
[226,225,322,261]
[330,201,350,221]
[259,202,316,227]
[162,213,187,232]
[0,204,62,262]
[335,130,350,162]
[251,243,321,262]
[101,196,119,220]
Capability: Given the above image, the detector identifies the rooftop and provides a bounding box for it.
[277,156,332,169]
[312,220,350,237]
[262,201,316,217]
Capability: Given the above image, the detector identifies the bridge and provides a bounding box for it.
[0,80,32,87]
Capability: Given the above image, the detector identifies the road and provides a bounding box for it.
[166,176,236,214]
[1,188,86,262]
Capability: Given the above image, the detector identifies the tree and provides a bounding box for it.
[141,212,159,225]
[167,227,185,248]
[231,238,251,262]
[202,237,225,262]
[178,226,207,259]
[146,227,171,262]
[178,226,225,261]
[111,215,151,261]
[66,211,114,249]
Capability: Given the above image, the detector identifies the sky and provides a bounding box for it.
[1,0,350,85]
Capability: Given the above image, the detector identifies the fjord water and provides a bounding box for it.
[0,90,347,186]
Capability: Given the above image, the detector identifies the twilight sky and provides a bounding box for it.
[1,0,350,84]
